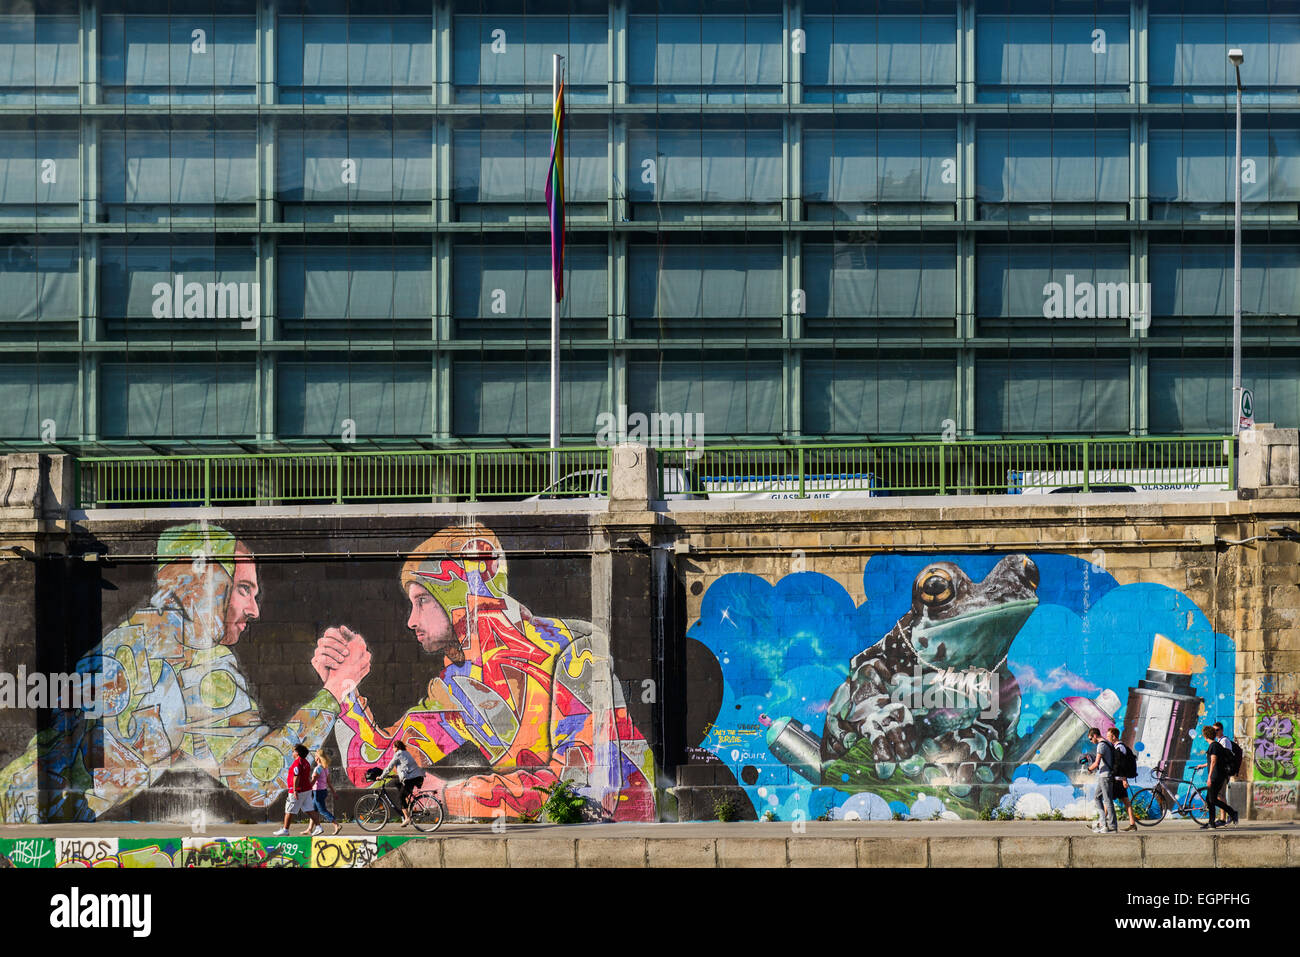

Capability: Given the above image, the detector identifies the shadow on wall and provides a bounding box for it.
[687,553,1235,821]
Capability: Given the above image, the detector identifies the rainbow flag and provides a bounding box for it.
[545,78,565,303]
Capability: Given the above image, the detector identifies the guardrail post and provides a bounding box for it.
[798,447,805,498]
[469,451,477,503]
[203,458,211,508]
[938,443,946,496]
[1082,440,1090,493]
[335,455,343,505]
[1228,436,1236,490]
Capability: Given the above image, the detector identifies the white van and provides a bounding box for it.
[526,467,704,500]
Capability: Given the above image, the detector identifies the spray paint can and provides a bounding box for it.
[1121,634,1204,782]
[760,713,823,783]
[1013,690,1122,771]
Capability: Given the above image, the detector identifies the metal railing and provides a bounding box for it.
[657,436,1236,498]
[75,437,1236,509]
[77,447,610,508]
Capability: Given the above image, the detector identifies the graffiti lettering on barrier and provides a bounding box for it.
[311,837,378,869]
[0,836,401,867]
[1252,782,1298,811]
[7,838,52,868]
[181,837,300,868]
[55,838,118,868]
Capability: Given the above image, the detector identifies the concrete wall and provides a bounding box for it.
[0,453,1296,824]
[660,497,1299,822]
[0,508,664,824]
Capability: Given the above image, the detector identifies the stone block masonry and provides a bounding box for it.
[0,452,1294,828]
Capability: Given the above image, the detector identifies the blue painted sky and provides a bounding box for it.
[689,553,1235,818]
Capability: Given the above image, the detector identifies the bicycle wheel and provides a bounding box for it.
[408,793,444,833]
[354,794,389,832]
[1129,788,1166,826]
[1186,788,1210,826]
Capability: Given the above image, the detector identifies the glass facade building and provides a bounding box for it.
[0,0,1297,451]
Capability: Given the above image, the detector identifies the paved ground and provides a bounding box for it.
[1,819,1293,839]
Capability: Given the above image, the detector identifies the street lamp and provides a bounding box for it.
[1229,48,1243,436]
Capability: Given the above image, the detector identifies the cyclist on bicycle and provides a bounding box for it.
[377,739,425,827]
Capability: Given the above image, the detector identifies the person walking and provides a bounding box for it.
[1086,727,1118,833]
[1105,727,1138,831]
[1198,725,1239,828]
[307,751,342,836]
[274,744,321,836]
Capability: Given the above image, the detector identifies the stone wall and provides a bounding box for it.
[657,497,1299,822]
[0,452,1295,824]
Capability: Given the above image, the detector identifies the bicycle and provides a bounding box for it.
[353,769,445,833]
[1127,762,1209,826]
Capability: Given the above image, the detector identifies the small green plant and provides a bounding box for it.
[815,811,832,822]
[762,809,778,822]
[713,796,738,822]
[531,779,586,824]
[929,809,943,821]
[1035,809,1065,821]
[978,805,994,821]
[891,810,907,821]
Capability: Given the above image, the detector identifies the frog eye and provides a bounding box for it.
[1019,556,1040,590]
[918,567,955,606]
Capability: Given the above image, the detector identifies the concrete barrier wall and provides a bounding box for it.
[663,499,1300,823]
[0,455,1295,825]
[0,513,664,824]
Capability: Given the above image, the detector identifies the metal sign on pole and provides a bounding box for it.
[1239,388,1254,431]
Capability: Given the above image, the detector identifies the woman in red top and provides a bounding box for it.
[274,744,321,836]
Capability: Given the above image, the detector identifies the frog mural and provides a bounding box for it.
[819,555,1040,809]
[687,552,1235,821]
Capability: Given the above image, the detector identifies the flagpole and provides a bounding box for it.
[549,53,562,486]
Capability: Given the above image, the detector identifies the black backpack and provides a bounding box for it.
[1220,739,1243,777]
[1114,742,1138,778]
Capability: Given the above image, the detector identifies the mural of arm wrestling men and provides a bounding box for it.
[0,523,338,822]
[313,524,658,821]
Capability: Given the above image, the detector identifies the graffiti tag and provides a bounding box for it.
[1254,714,1297,780]
[8,839,51,867]
[1252,782,1298,811]
[311,837,377,869]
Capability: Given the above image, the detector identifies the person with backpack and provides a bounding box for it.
[274,744,322,836]
[1106,727,1138,831]
[1212,722,1244,779]
[1086,727,1118,833]
[1195,725,1239,828]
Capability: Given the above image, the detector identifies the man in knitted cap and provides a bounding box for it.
[314,523,657,821]
[0,522,338,822]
